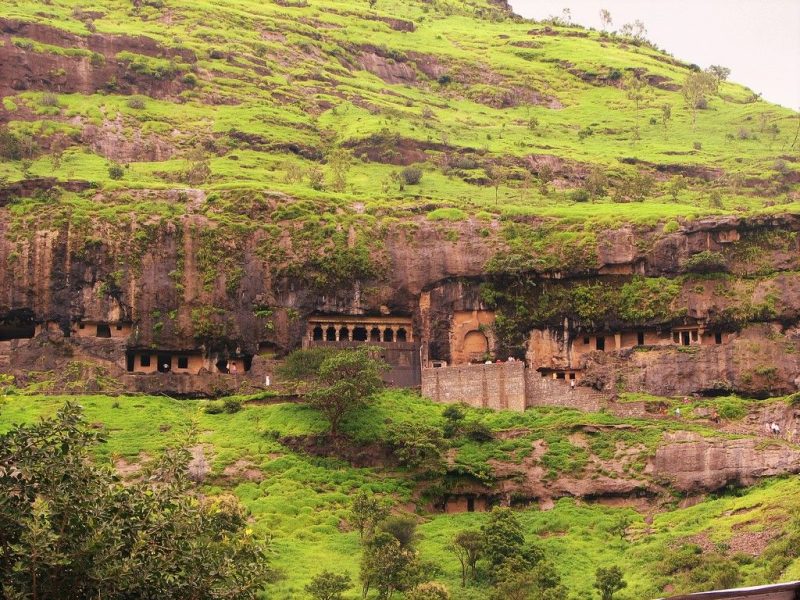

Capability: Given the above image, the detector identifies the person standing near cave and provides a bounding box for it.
[230,361,238,376]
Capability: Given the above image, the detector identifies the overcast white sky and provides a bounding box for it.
[508,0,800,110]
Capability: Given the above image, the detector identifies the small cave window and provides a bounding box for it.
[157,355,172,373]
[96,323,111,338]
[353,326,368,342]
[177,356,189,369]
[569,372,576,380]
[467,498,475,513]
[215,359,229,373]
[383,328,394,343]
[243,355,253,372]
[339,326,350,341]
[556,372,566,380]
[325,326,336,342]
[370,327,381,342]
[126,354,135,372]
[637,331,645,346]
[715,332,723,344]
[78,322,85,330]
[140,354,151,367]
[396,328,407,342]
[312,326,323,341]
[583,336,590,345]
[681,331,691,346]
[673,332,680,343]
[596,336,605,351]
[116,323,124,331]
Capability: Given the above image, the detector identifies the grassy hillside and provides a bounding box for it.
[1,0,798,236]
[1,391,799,599]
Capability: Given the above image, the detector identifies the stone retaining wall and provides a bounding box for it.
[421,362,526,411]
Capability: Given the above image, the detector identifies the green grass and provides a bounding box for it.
[2,390,799,598]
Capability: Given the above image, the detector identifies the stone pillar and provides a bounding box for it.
[614,332,622,350]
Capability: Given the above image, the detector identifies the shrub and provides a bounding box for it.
[182,73,198,86]
[570,189,590,202]
[126,97,146,110]
[40,93,60,107]
[204,401,224,414]
[108,163,125,180]
[663,220,680,233]
[683,251,727,273]
[427,207,467,221]
[693,141,702,150]
[305,570,351,600]
[406,582,450,600]
[0,126,21,160]
[463,421,494,442]
[401,165,423,185]
[378,514,418,548]
[437,74,452,85]
[223,398,242,413]
[386,422,445,473]
[450,156,479,170]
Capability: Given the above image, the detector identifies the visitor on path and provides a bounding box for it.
[570,379,576,391]
[675,407,681,418]
[230,362,238,375]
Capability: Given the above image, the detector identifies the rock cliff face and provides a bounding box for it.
[1,201,800,398]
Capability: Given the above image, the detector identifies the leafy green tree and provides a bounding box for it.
[584,166,608,200]
[624,73,650,141]
[327,148,352,192]
[307,347,386,435]
[706,65,731,84]
[492,558,566,600]
[442,403,466,438]
[481,507,525,571]
[0,402,271,599]
[378,514,418,548]
[350,490,391,540]
[450,529,483,586]
[682,71,718,129]
[594,565,627,600]
[360,531,420,599]
[305,570,352,600]
[386,422,445,474]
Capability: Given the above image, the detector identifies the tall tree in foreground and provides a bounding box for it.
[308,347,386,436]
[0,402,271,599]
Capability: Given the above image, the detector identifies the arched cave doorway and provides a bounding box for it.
[370,327,381,342]
[383,328,394,342]
[312,326,323,341]
[396,328,407,342]
[325,326,336,341]
[353,326,368,341]
[463,330,488,359]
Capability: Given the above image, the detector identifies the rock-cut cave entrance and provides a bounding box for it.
[0,311,36,341]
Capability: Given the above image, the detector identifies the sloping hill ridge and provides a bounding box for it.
[0,0,798,392]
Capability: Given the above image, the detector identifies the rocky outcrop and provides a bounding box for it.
[648,431,800,492]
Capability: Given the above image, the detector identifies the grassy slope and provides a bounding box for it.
[2,391,799,599]
[0,0,797,232]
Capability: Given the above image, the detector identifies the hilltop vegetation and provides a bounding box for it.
[0,0,797,240]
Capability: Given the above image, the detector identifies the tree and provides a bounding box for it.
[307,165,325,190]
[386,422,445,474]
[660,103,672,139]
[327,148,352,192]
[584,166,608,199]
[682,71,718,129]
[624,72,649,141]
[360,532,420,599]
[306,570,352,600]
[307,347,386,436]
[0,402,271,599]
[706,65,731,84]
[594,566,627,600]
[537,163,555,195]
[620,20,647,43]
[379,514,418,548]
[442,403,466,438]
[599,9,612,31]
[481,507,525,571]
[183,146,211,184]
[450,529,483,586]
[350,491,390,540]
[491,557,566,600]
